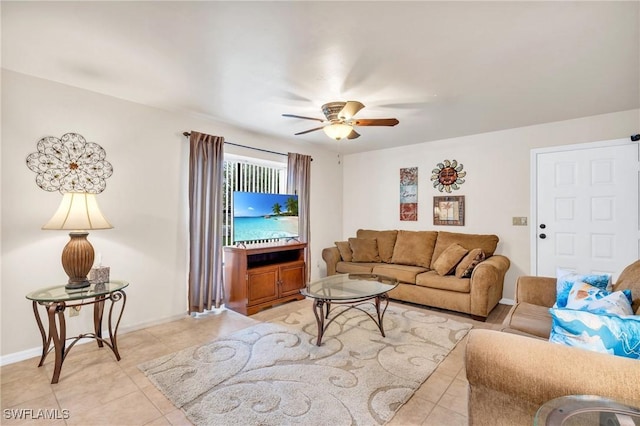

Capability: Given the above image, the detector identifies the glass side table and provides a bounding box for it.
[26,281,128,384]
[535,395,640,426]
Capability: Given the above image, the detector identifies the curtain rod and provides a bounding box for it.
[182,131,287,157]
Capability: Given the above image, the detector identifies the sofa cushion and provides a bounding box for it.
[390,230,438,268]
[415,270,470,293]
[502,302,553,338]
[348,238,381,263]
[334,241,353,262]
[372,264,428,284]
[613,259,640,313]
[433,243,468,276]
[357,229,398,263]
[454,248,485,278]
[430,231,499,269]
[549,308,640,359]
[336,262,377,275]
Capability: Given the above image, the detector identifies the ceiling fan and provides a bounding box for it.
[282,101,399,140]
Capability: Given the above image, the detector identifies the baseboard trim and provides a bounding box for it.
[0,312,188,367]
[500,298,515,305]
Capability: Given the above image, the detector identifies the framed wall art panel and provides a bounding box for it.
[433,195,465,226]
[400,167,418,221]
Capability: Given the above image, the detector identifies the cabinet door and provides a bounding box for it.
[279,261,306,297]
[247,267,278,305]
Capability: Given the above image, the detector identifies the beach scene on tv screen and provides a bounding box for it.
[233,192,299,242]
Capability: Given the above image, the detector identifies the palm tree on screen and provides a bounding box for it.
[286,197,298,216]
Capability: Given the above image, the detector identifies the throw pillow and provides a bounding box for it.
[334,241,353,262]
[548,308,640,359]
[565,281,633,316]
[433,243,469,276]
[454,248,485,278]
[348,238,381,263]
[555,269,611,308]
[430,232,499,269]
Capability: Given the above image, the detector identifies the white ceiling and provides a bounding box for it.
[2,1,639,154]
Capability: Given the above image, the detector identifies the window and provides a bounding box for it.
[222,155,287,246]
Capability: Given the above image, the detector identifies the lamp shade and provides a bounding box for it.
[43,192,113,231]
[323,123,353,140]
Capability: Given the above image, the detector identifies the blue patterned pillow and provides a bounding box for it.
[555,269,611,308]
[549,308,640,359]
[566,281,633,316]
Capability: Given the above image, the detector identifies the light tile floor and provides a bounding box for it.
[1,299,508,425]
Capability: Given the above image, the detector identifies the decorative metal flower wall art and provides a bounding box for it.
[431,159,466,193]
[26,133,113,193]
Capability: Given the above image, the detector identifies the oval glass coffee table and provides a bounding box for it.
[300,273,398,346]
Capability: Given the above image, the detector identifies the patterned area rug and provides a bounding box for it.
[139,304,472,425]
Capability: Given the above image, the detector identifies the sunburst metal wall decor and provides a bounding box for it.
[431,159,466,193]
[26,133,113,193]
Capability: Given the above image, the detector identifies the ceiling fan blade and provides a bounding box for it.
[353,118,399,127]
[294,126,325,135]
[338,101,365,119]
[282,114,325,122]
[346,129,360,140]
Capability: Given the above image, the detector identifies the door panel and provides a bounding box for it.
[534,141,639,280]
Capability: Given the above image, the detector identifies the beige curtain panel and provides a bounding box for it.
[287,152,312,283]
[188,131,225,313]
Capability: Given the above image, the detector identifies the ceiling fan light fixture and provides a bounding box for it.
[323,123,353,140]
[283,100,398,140]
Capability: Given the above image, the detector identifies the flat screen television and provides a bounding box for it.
[232,191,299,244]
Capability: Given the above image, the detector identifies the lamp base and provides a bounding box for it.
[65,280,91,290]
[62,232,95,289]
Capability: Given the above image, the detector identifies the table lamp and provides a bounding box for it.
[43,192,113,289]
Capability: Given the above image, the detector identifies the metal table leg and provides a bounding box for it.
[94,295,105,348]
[106,290,126,360]
[47,302,66,384]
[312,299,326,346]
[32,301,50,367]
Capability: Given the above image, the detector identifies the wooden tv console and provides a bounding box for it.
[223,242,307,315]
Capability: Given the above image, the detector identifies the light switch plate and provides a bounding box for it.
[512,217,528,226]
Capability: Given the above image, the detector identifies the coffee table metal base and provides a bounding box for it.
[311,293,390,346]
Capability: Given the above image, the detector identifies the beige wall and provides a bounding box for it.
[0,70,343,361]
[342,109,640,301]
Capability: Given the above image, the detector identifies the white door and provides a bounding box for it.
[532,139,639,280]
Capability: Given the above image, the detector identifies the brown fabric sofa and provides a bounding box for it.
[465,260,640,425]
[322,229,510,320]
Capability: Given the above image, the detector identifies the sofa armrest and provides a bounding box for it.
[469,255,510,318]
[466,329,640,422]
[322,246,341,276]
[515,275,556,307]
